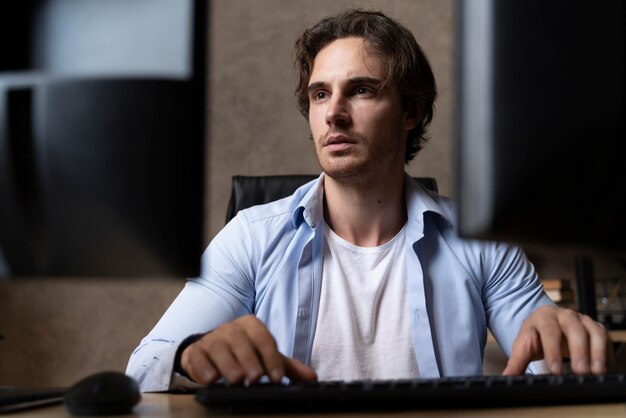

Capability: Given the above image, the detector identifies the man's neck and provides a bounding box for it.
[322,171,407,247]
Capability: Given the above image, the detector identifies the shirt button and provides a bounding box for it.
[298,310,308,318]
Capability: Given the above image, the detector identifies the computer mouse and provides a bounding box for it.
[64,371,141,416]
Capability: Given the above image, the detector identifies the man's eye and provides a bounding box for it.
[355,87,373,96]
[314,92,327,100]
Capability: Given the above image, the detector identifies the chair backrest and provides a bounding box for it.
[225,175,438,224]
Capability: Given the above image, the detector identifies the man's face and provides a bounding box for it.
[307,37,416,183]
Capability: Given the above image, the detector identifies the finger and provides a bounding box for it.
[580,315,608,374]
[607,334,615,373]
[502,348,531,376]
[204,339,247,383]
[557,310,590,374]
[502,356,526,376]
[229,331,267,383]
[182,344,219,384]
[283,356,318,382]
[238,316,315,383]
[243,320,286,383]
[502,327,541,376]
[536,316,567,374]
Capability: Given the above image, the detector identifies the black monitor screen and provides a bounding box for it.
[0,0,206,277]
[456,0,625,251]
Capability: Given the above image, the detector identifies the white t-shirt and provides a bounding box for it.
[310,222,420,381]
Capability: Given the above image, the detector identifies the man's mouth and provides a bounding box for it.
[324,134,356,147]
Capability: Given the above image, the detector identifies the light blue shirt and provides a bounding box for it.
[126,174,552,391]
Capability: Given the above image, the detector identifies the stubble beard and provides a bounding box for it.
[313,129,402,186]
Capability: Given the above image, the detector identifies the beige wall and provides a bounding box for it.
[0,278,183,386]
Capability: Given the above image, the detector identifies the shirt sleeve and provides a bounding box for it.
[480,241,554,373]
[125,214,258,391]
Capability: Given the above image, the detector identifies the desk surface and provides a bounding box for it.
[5,393,626,418]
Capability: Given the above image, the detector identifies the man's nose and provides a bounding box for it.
[325,95,351,127]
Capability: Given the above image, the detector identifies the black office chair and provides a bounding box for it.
[225,175,438,224]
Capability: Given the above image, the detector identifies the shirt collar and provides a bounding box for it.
[404,173,451,228]
[290,172,451,231]
[292,173,325,229]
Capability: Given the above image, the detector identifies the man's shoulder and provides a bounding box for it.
[237,195,298,225]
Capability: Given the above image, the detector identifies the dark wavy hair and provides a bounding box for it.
[294,9,437,162]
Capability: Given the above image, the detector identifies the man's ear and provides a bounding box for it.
[403,101,421,131]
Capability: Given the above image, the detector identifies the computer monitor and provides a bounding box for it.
[456,0,625,251]
[0,0,207,277]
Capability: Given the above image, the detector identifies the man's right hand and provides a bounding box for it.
[180,315,318,385]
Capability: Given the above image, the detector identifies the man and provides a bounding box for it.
[127,9,610,392]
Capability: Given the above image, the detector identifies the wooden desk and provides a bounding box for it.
[5,393,626,418]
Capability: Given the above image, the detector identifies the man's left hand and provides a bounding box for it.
[502,305,613,375]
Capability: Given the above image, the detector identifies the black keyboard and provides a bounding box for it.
[195,374,626,413]
[0,386,66,414]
